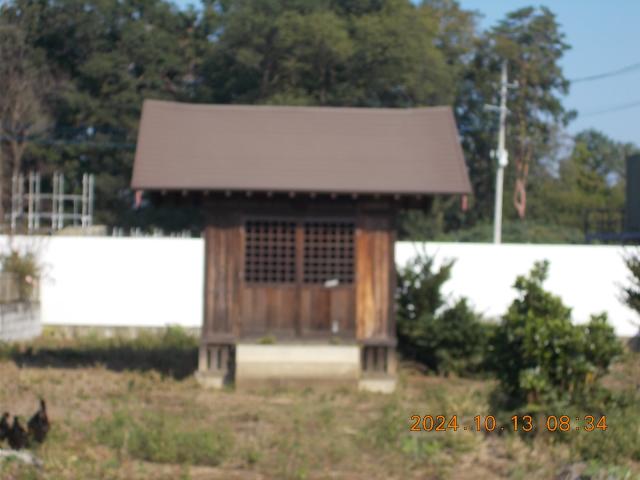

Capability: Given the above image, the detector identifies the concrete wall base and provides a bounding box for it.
[358,377,397,394]
[0,302,41,342]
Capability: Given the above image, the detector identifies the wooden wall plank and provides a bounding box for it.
[204,219,242,338]
[204,205,395,342]
[311,288,331,331]
[299,288,312,333]
[356,226,375,339]
[330,287,355,335]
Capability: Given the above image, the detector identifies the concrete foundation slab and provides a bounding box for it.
[358,377,397,394]
[194,371,226,389]
[235,344,360,388]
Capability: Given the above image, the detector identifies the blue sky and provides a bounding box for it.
[173,0,640,146]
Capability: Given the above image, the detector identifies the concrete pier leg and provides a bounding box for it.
[195,343,231,389]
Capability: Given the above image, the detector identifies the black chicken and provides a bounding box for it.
[8,417,28,450]
[27,399,49,444]
[0,412,9,443]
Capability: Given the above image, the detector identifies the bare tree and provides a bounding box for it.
[0,22,50,227]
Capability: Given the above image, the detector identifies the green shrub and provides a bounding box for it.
[1,249,40,301]
[584,313,623,374]
[489,261,622,410]
[156,325,198,350]
[621,247,640,320]
[433,299,495,375]
[396,252,490,375]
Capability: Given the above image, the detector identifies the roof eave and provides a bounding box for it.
[131,185,472,196]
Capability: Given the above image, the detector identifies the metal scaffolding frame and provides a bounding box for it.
[10,172,95,233]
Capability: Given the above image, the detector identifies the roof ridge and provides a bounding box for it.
[143,99,451,114]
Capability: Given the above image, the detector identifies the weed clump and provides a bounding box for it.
[94,410,233,466]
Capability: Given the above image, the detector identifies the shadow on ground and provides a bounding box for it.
[2,328,199,380]
[9,345,198,379]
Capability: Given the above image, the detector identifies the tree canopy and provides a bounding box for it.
[0,0,635,239]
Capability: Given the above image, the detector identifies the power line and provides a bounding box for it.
[581,99,640,117]
[0,135,135,149]
[570,61,640,83]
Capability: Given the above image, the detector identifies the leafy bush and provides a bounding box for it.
[584,313,624,373]
[621,247,640,321]
[1,249,40,301]
[396,252,490,375]
[434,299,496,375]
[489,261,622,410]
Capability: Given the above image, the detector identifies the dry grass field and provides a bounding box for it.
[0,328,638,480]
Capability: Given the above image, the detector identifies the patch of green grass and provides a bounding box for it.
[94,410,233,466]
[568,390,640,463]
[583,461,637,479]
[0,341,16,361]
[274,416,310,480]
[365,398,405,450]
[400,434,443,460]
[242,446,262,466]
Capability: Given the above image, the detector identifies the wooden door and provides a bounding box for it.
[299,220,355,337]
[240,217,356,339]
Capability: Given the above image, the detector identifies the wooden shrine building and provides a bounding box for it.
[131,100,471,392]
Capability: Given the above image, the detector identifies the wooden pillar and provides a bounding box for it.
[355,211,395,343]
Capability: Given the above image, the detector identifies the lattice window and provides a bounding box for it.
[245,220,297,283]
[303,221,354,285]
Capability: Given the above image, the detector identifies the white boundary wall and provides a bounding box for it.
[0,236,637,337]
[397,242,639,337]
[0,236,204,329]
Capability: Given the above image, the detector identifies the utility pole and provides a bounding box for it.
[485,61,517,244]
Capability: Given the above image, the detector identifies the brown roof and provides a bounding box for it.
[131,100,471,195]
